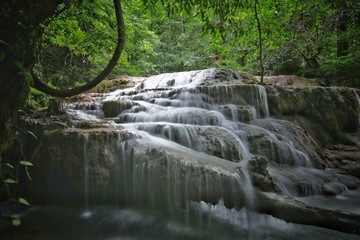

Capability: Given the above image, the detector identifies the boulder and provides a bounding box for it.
[198,84,269,118]
[251,119,323,167]
[247,155,279,192]
[265,86,360,146]
[26,128,248,210]
[242,124,313,167]
[196,126,248,162]
[218,105,256,122]
[102,100,139,117]
[257,191,360,235]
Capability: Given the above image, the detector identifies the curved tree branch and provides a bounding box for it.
[32,0,125,97]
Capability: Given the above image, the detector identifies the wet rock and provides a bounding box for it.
[336,174,360,190]
[242,124,313,167]
[323,182,347,195]
[247,155,279,192]
[267,164,360,197]
[265,75,316,87]
[265,86,360,146]
[322,132,360,178]
[219,105,256,122]
[196,126,246,162]
[198,84,269,118]
[252,119,323,167]
[26,128,248,210]
[248,155,268,175]
[102,100,139,117]
[257,191,360,235]
[27,128,134,205]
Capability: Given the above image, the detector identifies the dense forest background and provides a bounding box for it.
[33,0,360,92]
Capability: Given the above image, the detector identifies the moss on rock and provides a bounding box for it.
[266,86,360,147]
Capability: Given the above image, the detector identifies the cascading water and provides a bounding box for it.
[82,134,92,218]
[63,69,270,238]
[22,68,360,239]
[356,89,360,126]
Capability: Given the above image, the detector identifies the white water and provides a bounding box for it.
[62,69,360,238]
[355,89,360,127]
[82,134,92,218]
[19,203,360,240]
[140,69,209,89]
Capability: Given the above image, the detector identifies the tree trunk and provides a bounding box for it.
[32,0,125,97]
[254,0,264,84]
[0,0,64,199]
[336,0,348,57]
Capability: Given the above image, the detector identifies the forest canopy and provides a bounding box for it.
[35,0,360,89]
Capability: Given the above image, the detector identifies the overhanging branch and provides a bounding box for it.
[32,0,125,97]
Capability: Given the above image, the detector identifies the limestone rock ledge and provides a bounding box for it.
[265,86,360,146]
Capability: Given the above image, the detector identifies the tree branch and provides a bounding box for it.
[32,0,125,97]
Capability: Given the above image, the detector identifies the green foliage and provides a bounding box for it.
[26,87,50,111]
[148,12,218,72]
[35,0,117,88]
[14,61,34,85]
[2,125,37,199]
[12,219,21,227]
[32,0,359,90]
[35,0,159,88]
[18,197,31,206]
[0,51,5,61]
[3,179,17,184]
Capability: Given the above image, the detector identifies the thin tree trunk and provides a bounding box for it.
[254,0,264,84]
[0,0,65,200]
[336,0,348,57]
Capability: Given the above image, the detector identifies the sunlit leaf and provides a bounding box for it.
[24,71,33,85]
[20,161,34,167]
[4,179,17,184]
[5,163,14,169]
[12,219,21,227]
[18,198,31,206]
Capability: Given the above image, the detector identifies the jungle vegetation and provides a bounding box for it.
[34,0,360,89]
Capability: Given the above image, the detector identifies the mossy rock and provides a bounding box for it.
[266,86,360,146]
[89,77,130,93]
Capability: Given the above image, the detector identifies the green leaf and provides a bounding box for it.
[0,51,5,61]
[4,179,17,184]
[5,163,14,169]
[27,130,38,140]
[12,219,21,227]
[24,71,33,85]
[20,161,34,167]
[18,198,31,206]
[14,61,24,70]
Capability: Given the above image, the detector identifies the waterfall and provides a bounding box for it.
[68,69,300,214]
[194,85,270,118]
[82,134,91,218]
[355,89,360,128]
[53,68,360,238]
[90,69,264,236]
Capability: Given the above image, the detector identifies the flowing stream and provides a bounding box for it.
[20,69,360,239]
